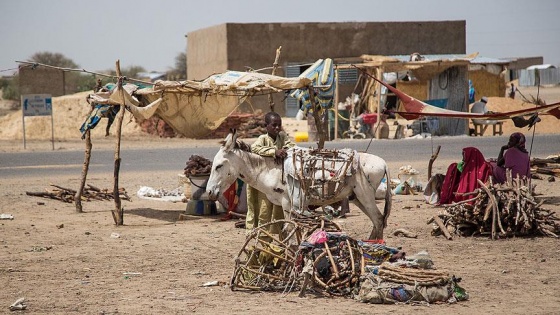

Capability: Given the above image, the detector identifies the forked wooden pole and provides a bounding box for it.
[111,60,125,225]
[268,46,282,112]
[74,129,92,213]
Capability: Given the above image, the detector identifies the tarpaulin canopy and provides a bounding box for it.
[88,71,312,138]
[368,75,560,121]
[359,53,476,81]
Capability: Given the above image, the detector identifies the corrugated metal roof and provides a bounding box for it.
[470,56,511,64]
[387,54,511,65]
[388,54,473,62]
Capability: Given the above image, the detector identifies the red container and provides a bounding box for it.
[362,113,378,125]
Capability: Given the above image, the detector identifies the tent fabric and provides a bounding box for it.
[359,54,475,81]
[367,75,560,121]
[290,58,335,111]
[87,71,312,138]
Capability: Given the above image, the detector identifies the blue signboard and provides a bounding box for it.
[22,94,52,116]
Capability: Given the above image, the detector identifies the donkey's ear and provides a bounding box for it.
[223,129,237,152]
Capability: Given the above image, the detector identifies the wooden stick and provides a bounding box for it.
[50,184,76,194]
[431,216,452,240]
[428,145,441,180]
[268,46,282,112]
[393,228,418,238]
[75,111,93,213]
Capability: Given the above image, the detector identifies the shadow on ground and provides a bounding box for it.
[127,208,190,223]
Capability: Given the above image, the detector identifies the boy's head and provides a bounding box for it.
[264,112,282,139]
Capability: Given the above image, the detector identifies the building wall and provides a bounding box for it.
[187,24,229,80]
[469,69,505,99]
[507,57,544,70]
[187,21,466,115]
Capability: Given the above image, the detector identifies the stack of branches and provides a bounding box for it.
[26,184,131,203]
[435,172,560,239]
[299,233,363,297]
[375,262,450,286]
[184,155,212,177]
[230,216,351,295]
[531,155,560,180]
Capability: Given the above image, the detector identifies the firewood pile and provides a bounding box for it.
[184,155,212,177]
[26,184,131,203]
[139,116,177,138]
[531,155,560,180]
[138,112,269,139]
[203,112,266,139]
[433,174,560,239]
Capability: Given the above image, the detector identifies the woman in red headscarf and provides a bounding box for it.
[491,132,531,183]
[439,147,492,205]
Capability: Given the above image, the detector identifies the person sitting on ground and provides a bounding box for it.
[489,132,531,184]
[439,147,492,205]
[245,112,295,234]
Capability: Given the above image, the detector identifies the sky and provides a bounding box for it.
[1,0,559,76]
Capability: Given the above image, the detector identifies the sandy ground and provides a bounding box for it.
[1,153,559,314]
[1,86,559,314]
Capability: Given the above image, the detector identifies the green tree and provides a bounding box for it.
[29,51,79,68]
[1,76,19,100]
[103,65,146,79]
[171,52,187,80]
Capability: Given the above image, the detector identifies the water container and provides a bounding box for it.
[186,200,217,216]
[294,131,309,142]
[398,173,418,187]
[188,175,210,200]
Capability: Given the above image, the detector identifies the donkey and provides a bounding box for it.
[206,130,392,239]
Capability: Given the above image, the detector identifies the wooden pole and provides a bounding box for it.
[427,145,441,180]
[268,46,282,112]
[112,60,125,226]
[74,130,92,213]
[334,66,339,140]
[376,67,384,139]
[308,86,326,149]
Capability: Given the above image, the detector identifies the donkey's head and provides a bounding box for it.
[206,130,242,200]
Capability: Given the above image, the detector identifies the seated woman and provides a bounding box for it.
[490,132,531,184]
[439,147,492,205]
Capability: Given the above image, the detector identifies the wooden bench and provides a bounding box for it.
[473,121,503,136]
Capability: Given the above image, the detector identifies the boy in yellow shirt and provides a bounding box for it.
[246,112,295,234]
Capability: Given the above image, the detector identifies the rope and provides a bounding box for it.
[327,108,351,121]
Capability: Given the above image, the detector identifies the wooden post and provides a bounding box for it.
[308,86,326,149]
[111,60,126,226]
[334,66,339,140]
[427,145,441,180]
[74,130,92,213]
[268,46,282,112]
[376,67,384,139]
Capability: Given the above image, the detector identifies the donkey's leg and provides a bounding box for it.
[353,185,385,240]
[286,175,303,215]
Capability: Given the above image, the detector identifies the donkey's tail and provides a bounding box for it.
[383,164,392,228]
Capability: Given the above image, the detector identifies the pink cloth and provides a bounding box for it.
[492,147,530,183]
[454,147,492,203]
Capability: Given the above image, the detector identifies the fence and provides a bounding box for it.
[517,68,560,86]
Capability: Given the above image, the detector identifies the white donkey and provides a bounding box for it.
[206,130,392,239]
